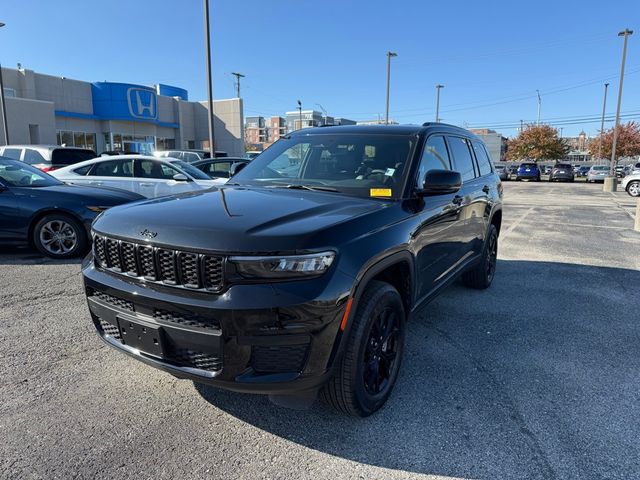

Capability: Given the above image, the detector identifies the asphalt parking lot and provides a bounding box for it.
[1,182,639,480]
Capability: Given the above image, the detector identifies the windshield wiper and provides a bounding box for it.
[279,184,339,193]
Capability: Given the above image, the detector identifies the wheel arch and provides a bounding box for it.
[27,208,87,247]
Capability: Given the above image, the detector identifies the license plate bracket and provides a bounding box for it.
[118,316,165,358]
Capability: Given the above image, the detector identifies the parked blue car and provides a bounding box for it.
[0,158,143,258]
[516,162,541,181]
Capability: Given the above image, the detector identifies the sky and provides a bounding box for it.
[0,0,638,137]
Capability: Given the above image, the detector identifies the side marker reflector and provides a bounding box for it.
[340,298,354,331]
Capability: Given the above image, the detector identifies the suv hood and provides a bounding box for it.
[92,185,393,252]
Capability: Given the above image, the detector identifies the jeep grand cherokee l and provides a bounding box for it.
[83,124,503,416]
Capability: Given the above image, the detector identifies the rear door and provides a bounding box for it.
[200,160,232,179]
[469,140,495,254]
[446,136,484,262]
[81,159,135,191]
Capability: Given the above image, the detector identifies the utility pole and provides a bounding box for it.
[607,28,633,188]
[231,72,245,98]
[0,22,9,146]
[536,90,541,125]
[520,119,524,133]
[559,127,563,138]
[385,51,397,125]
[315,103,328,125]
[203,0,216,157]
[599,83,609,162]
[435,84,444,122]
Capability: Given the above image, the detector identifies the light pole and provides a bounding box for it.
[0,22,9,146]
[203,0,216,157]
[297,100,302,129]
[385,51,397,125]
[599,83,609,162]
[315,103,328,125]
[536,90,541,125]
[435,84,444,122]
[559,127,563,139]
[520,119,524,132]
[607,28,633,189]
[231,72,245,98]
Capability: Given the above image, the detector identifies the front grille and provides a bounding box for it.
[98,319,122,340]
[92,234,224,292]
[166,347,222,372]
[91,290,134,312]
[251,344,309,374]
[153,308,220,330]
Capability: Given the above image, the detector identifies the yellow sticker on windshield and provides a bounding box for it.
[370,188,392,197]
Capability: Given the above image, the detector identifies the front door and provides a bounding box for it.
[412,134,464,302]
[0,183,22,241]
[134,159,194,198]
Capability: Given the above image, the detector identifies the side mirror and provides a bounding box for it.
[229,162,247,177]
[0,183,7,192]
[416,169,462,196]
[172,173,190,182]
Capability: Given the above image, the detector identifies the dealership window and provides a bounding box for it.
[156,137,175,151]
[57,130,96,150]
[3,88,16,98]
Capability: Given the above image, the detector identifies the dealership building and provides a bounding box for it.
[0,65,244,156]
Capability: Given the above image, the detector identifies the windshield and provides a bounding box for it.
[495,165,505,170]
[231,133,415,199]
[0,159,61,187]
[170,160,213,180]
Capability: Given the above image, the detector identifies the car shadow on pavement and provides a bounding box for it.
[195,259,640,479]
[0,246,83,266]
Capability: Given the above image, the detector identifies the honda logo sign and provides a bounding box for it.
[127,87,157,120]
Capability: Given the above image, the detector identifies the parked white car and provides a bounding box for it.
[50,155,226,198]
[620,172,640,197]
[586,165,610,183]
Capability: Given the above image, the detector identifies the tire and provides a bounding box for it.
[462,224,498,290]
[32,213,88,259]
[536,175,541,182]
[627,181,640,197]
[322,281,406,417]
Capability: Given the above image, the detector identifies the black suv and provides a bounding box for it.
[83,124,503,416]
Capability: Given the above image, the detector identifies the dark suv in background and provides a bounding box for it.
[549,163,575,182]
[83,124,503,416]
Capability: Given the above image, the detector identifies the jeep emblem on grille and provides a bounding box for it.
[140,229,157,239]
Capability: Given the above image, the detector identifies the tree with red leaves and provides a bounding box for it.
[506,124,569,162]
[589,122,640,160]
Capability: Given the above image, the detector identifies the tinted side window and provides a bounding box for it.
[23,149,46,164]
[3,148,23,160]
[417,135,450,185]
[472,141,492,176]
[90,160,133,177]
[208,161,231,178]
[73,164,93,175]
[447,137,476,182]
[136,160,179,179]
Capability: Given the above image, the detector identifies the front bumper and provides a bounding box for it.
[83,257,353,394]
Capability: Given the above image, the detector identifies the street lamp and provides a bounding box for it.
[536,90,541,125]
[606,28,633,191]
[203,1,215,157]
[599,83,609,162]
[0,21,9,146]
[297,100,302,130]
[435,84,444,122]
[385,51,397,125]
[315,103,328,125]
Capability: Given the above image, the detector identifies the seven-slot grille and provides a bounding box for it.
[93,234,223,292]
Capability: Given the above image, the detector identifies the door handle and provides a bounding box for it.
[482,185,490,194]
[89,181,103,186]
[140,182,154,187]
[452,195,464,205]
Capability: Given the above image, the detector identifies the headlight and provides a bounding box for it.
[229,252,335,279]
[86,206,110,213]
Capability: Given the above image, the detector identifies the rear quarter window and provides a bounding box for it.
[471,141,493,176]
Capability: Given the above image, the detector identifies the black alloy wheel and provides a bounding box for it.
[462,223,498,289]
